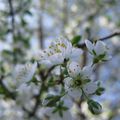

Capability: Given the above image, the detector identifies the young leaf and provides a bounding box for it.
[87,99,102,115]
[46,95,61,107]
[71,35,81,45]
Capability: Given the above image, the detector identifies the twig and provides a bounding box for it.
[98,31,120,41]
[27,65,63,118]
[28,83,44,117]
[77,31,120,48]
[8,0,15,36]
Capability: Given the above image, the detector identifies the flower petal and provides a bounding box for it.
[83,82,97,94]
[81,65,92,79]
[85,40,94,53]
[67,61,81,78]
[39,59,53,68]
[95,41,106,55]
[70,48,83,62]
[64,77,73,90]
[49,53,64,65]
[68,88,82,99]
[13,62,37,87]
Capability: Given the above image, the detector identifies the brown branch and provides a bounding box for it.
[98,31,120,41]
[77,31,120,48]
[28,82,44,118]
[8,0,15,35]
[37,0,46,49]
[28,64,64,118]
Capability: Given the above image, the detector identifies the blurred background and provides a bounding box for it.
[0,0,120,120]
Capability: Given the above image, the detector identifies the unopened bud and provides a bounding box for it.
[87,99,102,115]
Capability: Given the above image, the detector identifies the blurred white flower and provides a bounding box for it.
[67,61,81,78]
[64,61,97,98]
[64,77,97,97]
[70,48,83,62]
[50,37,83,62]
[80,65,92,80]
[0,100,23,120]
[85,40,111,62]
[70,103,81,119]
[36,37,83,68]
[83,82,97,94]
[16,83,39,109]
[49,37,73,59]
[12,62,37,87]
[67,61,92,79]
[36,48,64,68]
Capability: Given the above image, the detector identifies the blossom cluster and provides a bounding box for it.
[2,37,111,119]
[35,37,83,68]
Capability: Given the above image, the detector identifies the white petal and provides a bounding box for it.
[103,54,112,61]
[34,50,46,61]
[68,88,82,99]
[30,62,37,78]
[58,38,72,58]
[70,48,83,62]
[64,77,73,90]
[85,40,94,53]
[51,66,61,75]
[70,103,81,119]
[13,62,37,87]
[63,39,72,58]
[39,59,53,68]
[95,41,106,55]
[81,65,92,79]
[67,61,81,78]
[83,82,97,94]
[49,53,64,65]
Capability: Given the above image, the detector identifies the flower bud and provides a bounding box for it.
[87,99,102,115]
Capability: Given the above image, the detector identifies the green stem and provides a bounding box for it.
[81,87,89,101]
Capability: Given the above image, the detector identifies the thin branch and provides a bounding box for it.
[37,0,46,49]
[28,83,44,117]
[8,0,15,36]
[98,31,120,41]
[27,64,63,118]
[77,31,120,48]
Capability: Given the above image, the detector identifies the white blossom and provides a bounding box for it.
[64,61,97,98]
[67,61,92,79]
[85,40,111,61]
[16,83,39,109]
[67,61,81,78]
[36,37,83,68]
[70,48,83,62]
[12,62,37,88]
[80,65,92,80]
[70,103,81,119]
[83,82,97,94]
[64,77,97,97]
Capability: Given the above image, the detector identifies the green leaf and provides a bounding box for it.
[96,87,105,96]
[46,95,61,107]
[25,10,32,16]
[98,54,106,60]
[21,18,27,26]
[87,99,102,115]
[59,110,63,117]
[71,35,82,45]
[62,106,69,111]
[0,85,6,94]
[52,101,68,118]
